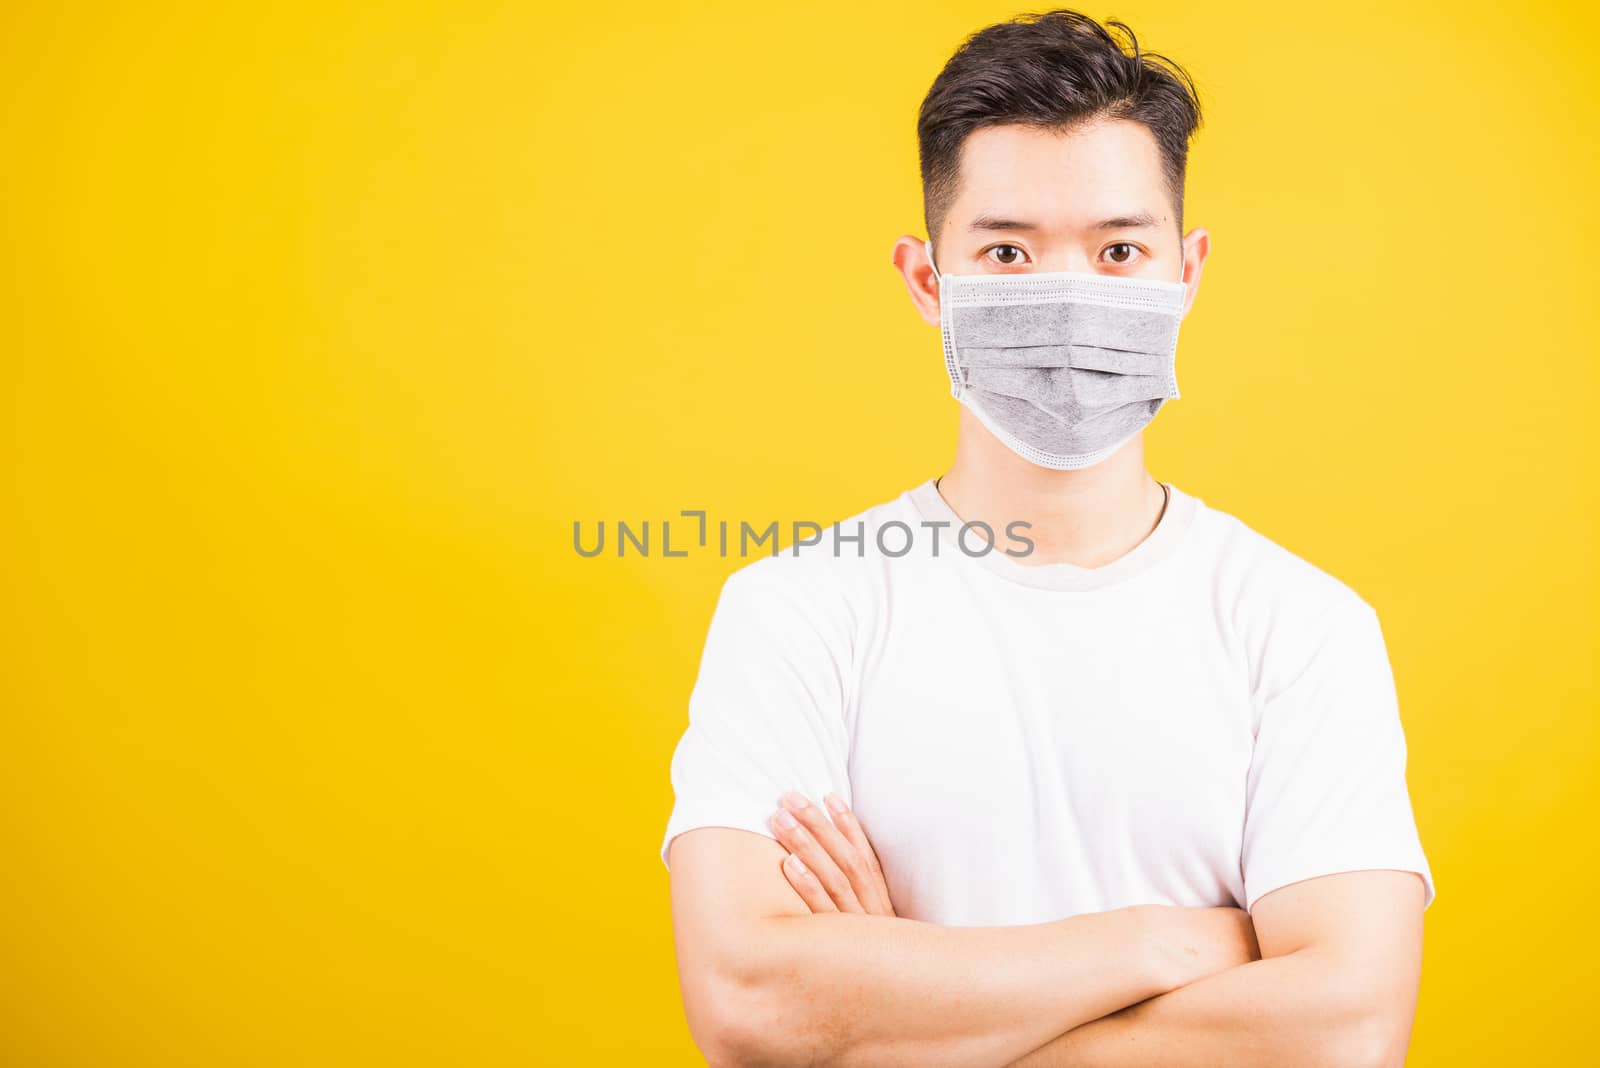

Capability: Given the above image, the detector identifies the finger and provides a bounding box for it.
[769,806,865,913]
[779,793,870,912]
[778,851,838,913]
[823,792,896,916]
[783,791,880,913]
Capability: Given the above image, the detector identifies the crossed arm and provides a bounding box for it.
[667,793,1425,1068]
[1004,867,1424,1068]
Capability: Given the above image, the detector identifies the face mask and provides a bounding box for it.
[926,238,1188,470]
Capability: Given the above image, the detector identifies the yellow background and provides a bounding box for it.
[4,1,1596,1064]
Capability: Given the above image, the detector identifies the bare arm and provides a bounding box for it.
[1005,870,1427,1068]
[668,826,1258,1068]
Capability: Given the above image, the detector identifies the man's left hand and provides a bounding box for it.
[768,791,897,917]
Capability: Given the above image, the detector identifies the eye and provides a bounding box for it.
[1102,242,1143,265]
[983,244,1029,266]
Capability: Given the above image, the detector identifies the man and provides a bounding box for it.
[660,10,1434,1067]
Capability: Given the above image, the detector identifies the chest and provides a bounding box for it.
[844,579,1256,917]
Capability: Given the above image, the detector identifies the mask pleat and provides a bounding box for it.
[935,268,1186,469]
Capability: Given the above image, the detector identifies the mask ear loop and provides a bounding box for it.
[924,238,940,282]
[1176,244,1189,320]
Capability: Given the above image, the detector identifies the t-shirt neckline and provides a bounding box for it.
[906,477,1198,592]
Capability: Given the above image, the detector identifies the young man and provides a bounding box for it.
[661,10,1434,1067]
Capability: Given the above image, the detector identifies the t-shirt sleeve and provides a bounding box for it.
[659,558,853,870]
[1240,598,1436,912]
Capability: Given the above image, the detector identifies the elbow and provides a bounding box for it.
[681,961,812,1068]
[1321,1007,1414,1068]
[1285,946,1416,1068]
[675,910,853,1067]
[1361,1015,1416,1068]
[681,967,758,1067]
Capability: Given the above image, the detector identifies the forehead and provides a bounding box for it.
[948,119,1172,231]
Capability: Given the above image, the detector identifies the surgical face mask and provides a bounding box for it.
[926,238,1188,470]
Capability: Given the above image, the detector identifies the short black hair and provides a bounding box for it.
[918,9,1203,249]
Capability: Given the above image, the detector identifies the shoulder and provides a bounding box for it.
[711,483,924,624]
[1189,493,1375,621]
[1182,492,1382,703]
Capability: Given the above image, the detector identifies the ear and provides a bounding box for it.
[892,234,942,328]
[1177,228,1211,319]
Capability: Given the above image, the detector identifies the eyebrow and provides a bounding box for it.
[968,211,1163,233]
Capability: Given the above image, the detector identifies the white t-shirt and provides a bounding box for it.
[660,479,1436,925]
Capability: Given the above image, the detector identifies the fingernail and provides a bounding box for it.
[824,792,847,814]
[773,809,797,830]
[783,791,810,810]
[786,853,808,875]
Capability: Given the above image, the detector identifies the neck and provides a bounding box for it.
[936,408,1168,568]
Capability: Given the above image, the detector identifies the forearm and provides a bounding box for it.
[1007,946,1393,1068]
[710,905,1174,1068]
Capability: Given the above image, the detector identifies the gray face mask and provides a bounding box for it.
[926,238,1188,470]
